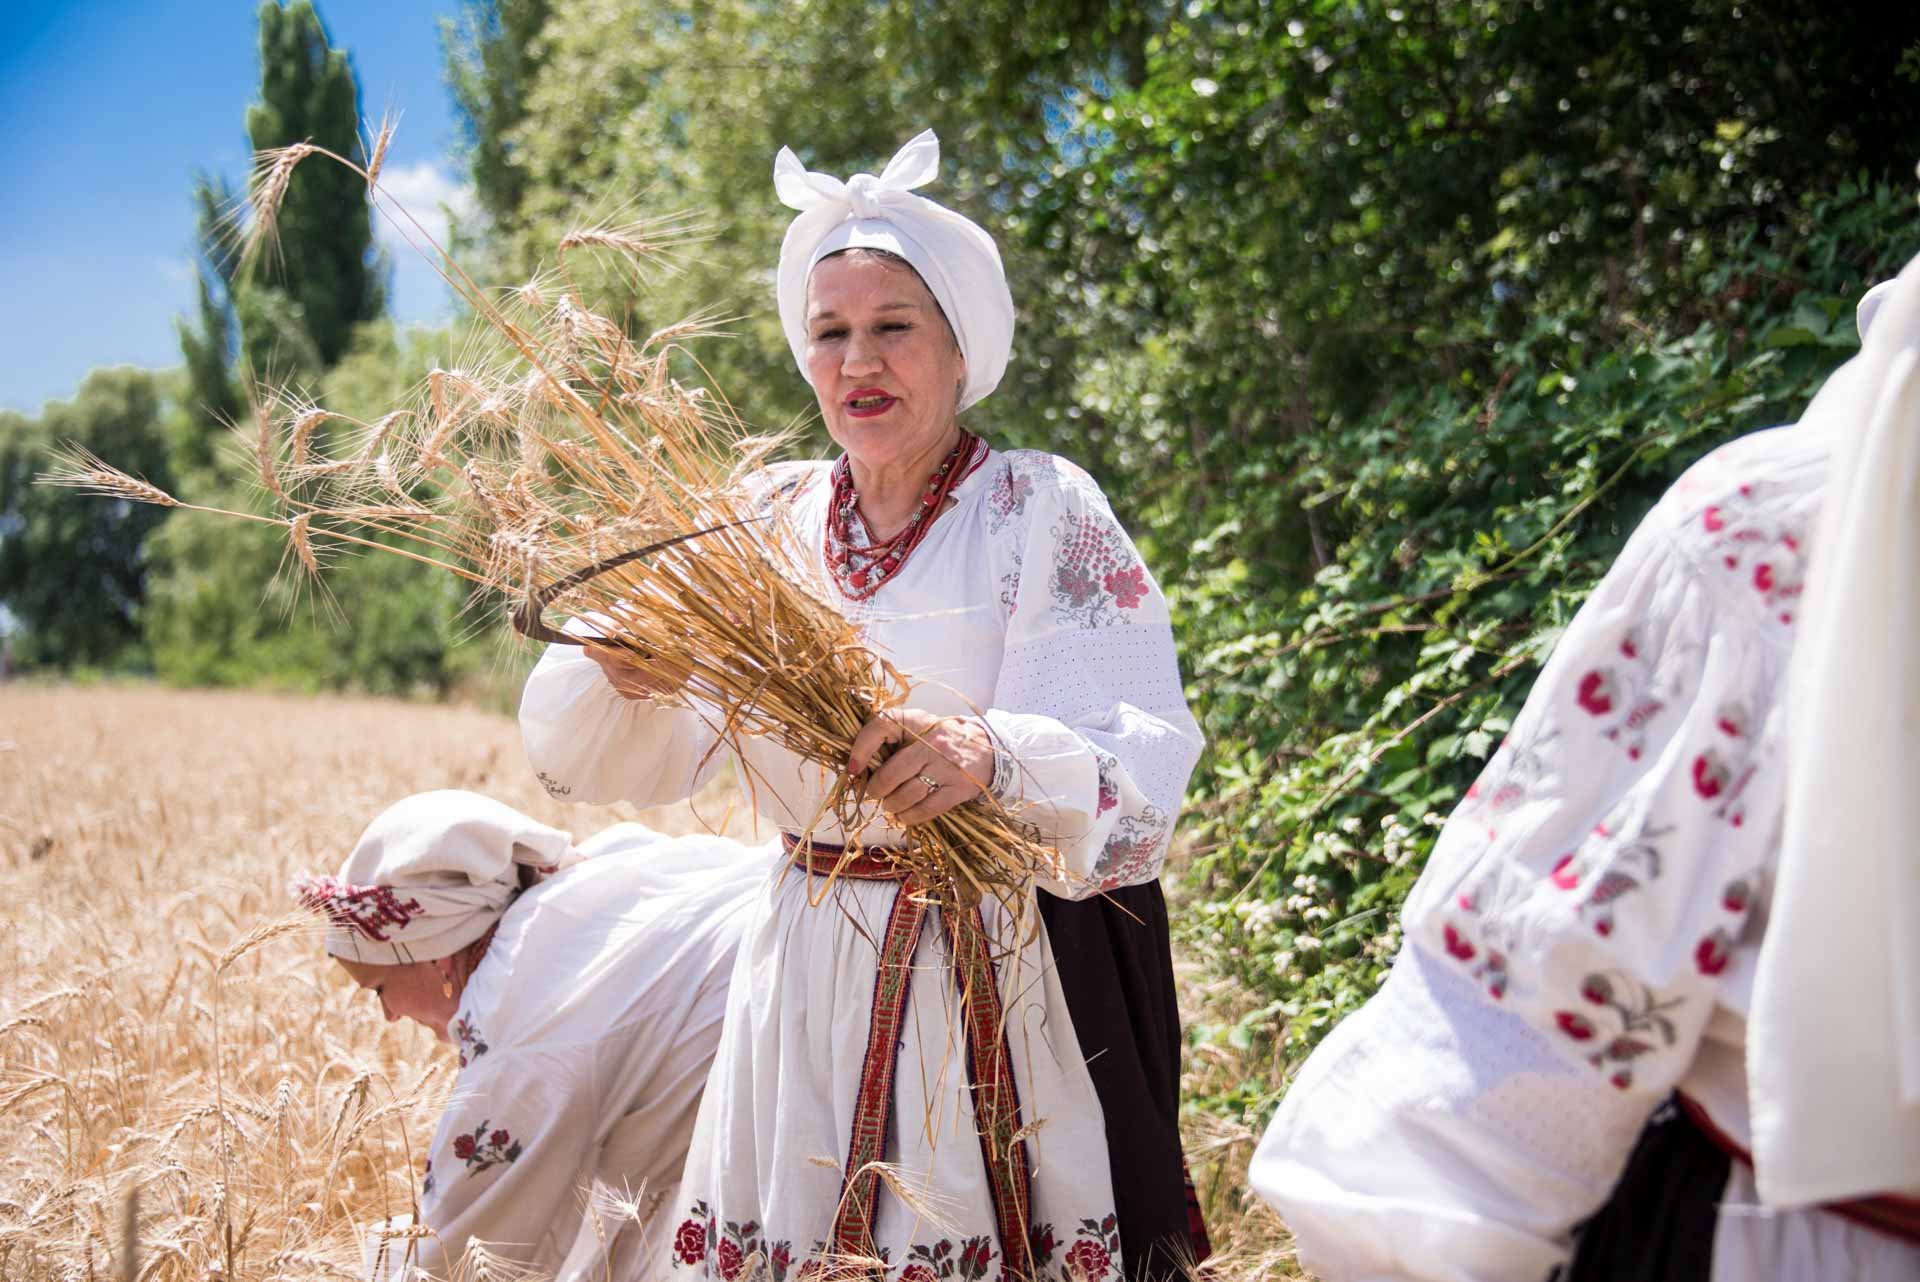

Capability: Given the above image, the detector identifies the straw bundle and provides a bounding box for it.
[41,130,1062,911]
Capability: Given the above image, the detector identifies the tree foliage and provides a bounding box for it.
[441,0,554,237]
[0,370,174,670]
[174,172,246,473]
[243,0,385,376]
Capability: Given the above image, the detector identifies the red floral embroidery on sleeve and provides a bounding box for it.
[450,1118,521,1174]
[1697,482,1808,626]
[1554,971,1682,1091]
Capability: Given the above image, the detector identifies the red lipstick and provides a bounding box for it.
[844,387,897,418]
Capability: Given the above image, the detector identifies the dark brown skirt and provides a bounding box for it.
[1039,882,1207,1281]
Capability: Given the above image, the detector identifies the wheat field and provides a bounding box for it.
[0,684,1292,1280]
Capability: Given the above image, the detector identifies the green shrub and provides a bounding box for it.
[1170,182,1915,1120]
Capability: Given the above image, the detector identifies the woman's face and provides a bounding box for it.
[337,957,457,1041]
[804,252,967,479]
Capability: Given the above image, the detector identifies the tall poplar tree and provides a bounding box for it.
[242,0,383,375]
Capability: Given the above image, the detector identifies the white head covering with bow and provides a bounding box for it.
[294,790,583,964]
[1747,259,1920,1205]
[774,129,1015,412]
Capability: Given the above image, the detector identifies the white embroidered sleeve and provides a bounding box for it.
[1252,512,1791,1281]
[396,1049,597,1278]
[517,620,724,807]
[985,460,1203,899]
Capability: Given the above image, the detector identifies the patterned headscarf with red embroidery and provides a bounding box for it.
[293,790,583,963]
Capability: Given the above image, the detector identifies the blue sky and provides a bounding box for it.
[0,0,469,416]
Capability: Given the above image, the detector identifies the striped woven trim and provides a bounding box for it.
[783,832,908,881]
[804,829,1037,1278]
[829,874,927,1276]
[943,903,1034,1279]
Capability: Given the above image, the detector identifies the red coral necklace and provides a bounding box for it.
[825,430,985,601]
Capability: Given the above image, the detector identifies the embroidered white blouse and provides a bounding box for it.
[521,447,1201,891]
[366,824,776,1282]
[518,447,1204,1280]
[1250,424,1920,1280]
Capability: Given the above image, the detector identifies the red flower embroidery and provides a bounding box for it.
[1030,1224,1058,1263]
[1692,752,1728,799]
[1722,879,1751,913]
[1696,932,1732,976]
[1702,505,1725,532]
[1753,562,1775,592]
[1576,670,1615,716]
[293,875,424,942]
[490,1129,509,1147]
[716,1238,744,1281]
[1611,1070,1633,1091]
[453,1133,476,1160]
[901,1267,938,1282]
[1556,1011,1596,1041]
[1442,922,1476,962]
[1550,853,1580,890]
[1065,1239,1112,1281]
[1102,564,1148,610]
[1582,977,1613,1005]
[674,1220,707,1267]
[960,1236,995,1277]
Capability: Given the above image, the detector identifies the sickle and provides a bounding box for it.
[509,514,770,645]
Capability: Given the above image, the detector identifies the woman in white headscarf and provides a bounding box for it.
[1245,266,1920,1280]
[519,132,1209,1281]
[296,790,777,1282]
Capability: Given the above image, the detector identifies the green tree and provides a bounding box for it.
[441,0,553,238]
[174,172,245,473]
[243,0,385,377]
[0,370,174,670]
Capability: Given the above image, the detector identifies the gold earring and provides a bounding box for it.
[441,978,454,999]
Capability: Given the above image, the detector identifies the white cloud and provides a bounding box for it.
[371,159,478,260]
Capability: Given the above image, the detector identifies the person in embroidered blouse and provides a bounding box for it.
[1248,269,1920,1280]
[518,131,1208,1281]
[295,790,775,1282]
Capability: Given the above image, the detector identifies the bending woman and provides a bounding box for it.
[295,789,775,1282]
[521,132,1208,1280]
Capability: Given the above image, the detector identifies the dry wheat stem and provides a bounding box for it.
[48,133,1068,914]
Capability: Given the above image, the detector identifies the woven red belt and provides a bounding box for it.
[784,833,1034,1279]
[1679,1094,1920,1246]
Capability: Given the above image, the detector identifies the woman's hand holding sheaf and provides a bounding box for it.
[585,641,691,701]
[846,708,995,826]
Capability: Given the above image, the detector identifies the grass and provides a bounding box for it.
[0,684,1302,1280]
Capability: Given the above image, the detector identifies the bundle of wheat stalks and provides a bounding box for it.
[44,128,1060,912]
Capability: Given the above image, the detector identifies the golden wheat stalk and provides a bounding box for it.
[38,128,1066,913]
